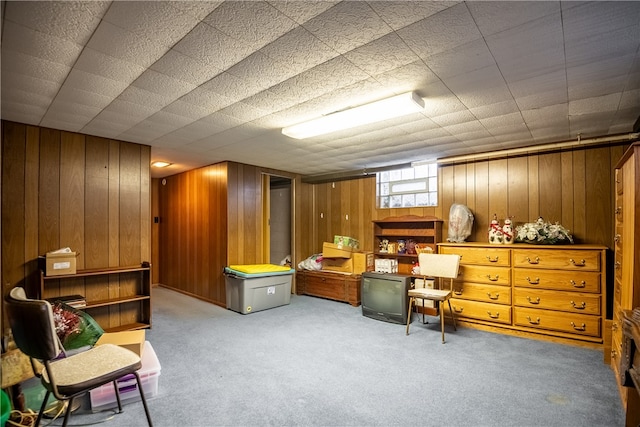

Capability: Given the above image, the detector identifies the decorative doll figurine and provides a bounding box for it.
[488,214,504,244]
[502,217,514,245]
[411,261,421,275]
[397,240,406,254]
[380,239,389,253]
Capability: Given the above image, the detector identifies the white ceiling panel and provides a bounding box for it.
[1,0,638,179]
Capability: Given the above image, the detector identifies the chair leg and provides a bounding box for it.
[35,390,50,427]
[61,396,74,427]
[440,302,446,343]
[406,297,414,335]
[448,299,457,331]
[134,372,154,427]
[113,379,124,413]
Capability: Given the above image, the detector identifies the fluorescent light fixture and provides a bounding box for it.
[151,161,172,168]
[282,92,425,139]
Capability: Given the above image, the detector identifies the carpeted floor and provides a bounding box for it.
[31,285,625,426]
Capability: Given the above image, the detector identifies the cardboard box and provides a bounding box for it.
[45,251,78,276]
[95,330,146,357]
[352,252,374,274]
[323,242,353,258]
[333,235,360,250]
[322,257,353,274]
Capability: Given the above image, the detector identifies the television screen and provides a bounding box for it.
[361,272,411,324]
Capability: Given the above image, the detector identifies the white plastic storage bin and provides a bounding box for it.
[89,341,160,412]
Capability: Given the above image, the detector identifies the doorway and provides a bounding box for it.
[265,175,292,267]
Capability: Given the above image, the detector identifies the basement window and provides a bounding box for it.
[376,163,438,208]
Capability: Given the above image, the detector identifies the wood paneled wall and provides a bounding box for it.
[1,120,151,303]
[157,162,301,306]
[309,144,628,253]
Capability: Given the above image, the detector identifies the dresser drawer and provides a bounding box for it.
[459,265,510,286]
[513,288,601,315]
[452,281,511,305]
[512,249,601,271]
[440,246,510,266]
[514,307,601,337]
[450,298,511,324]
[513,269,601,293]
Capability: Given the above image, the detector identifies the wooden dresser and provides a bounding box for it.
[438,243,607,347]
[611,142,640,427]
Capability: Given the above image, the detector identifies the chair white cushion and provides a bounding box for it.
[418,253,460,278]
[408,288,451,301]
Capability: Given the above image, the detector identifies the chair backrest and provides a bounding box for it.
[418,253,460,279]
[5,287,62,361]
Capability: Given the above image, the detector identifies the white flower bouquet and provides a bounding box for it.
[515,217,574,244]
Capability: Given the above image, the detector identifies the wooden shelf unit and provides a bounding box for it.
[40,262,152,332]
[373,215,442,275]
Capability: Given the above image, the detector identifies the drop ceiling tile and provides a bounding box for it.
[226,51,299,91]
[467,1,559,37]
[172,22,254,71]
[420,81,466,118]
[73,48,146,85]
[368,1,456,31]
[41,100,99,124]
[204,1,297,51]
[268,1,339,24]
[303,1,392,54]
[342,33,419,77]
[259,26,339,74]
[102,1,201,47]
[4,1,109,44]
[373,60,440,93]
[117,86,174,110]
[487,13,565,83]
[1,49,70,83]
[171,1,224,21]
[470,100,520,120]
[2,21,83,68]
[443,65,512,108]
[218,102,270,122]
[1,72,61,99]
[101,99,158,123]
[485,123,530,139]
[569,111,618,135]
[53,86,114,110]
[179,87,236,112]
[620,88,640,110]
[201,72,267,101]
[63,69,129,98]
[87,20,172,68]
[150,49,222,86]
[569,93,622,116]
[161,100,213,121]
[425,38,495,80]
[1,102,47,125]
[480,112,526,130]
[431,109,477,128]
[132,70,197,99]
[398,3,481,59]
[521,104,569,126]
[509,70,568,110]
[562,1,640,45]
[565,26,640,68]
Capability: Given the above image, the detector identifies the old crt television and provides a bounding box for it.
[361,272,411,324]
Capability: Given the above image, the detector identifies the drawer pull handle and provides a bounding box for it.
[570,301,586,309]
[526,316,541,325]
[526,256,540,264]
[614,261,621,270]
[526,296,540,304]
[526,276,540,285]
[611,349,617,359]
[453,306,464,313]
[615,206,622,215]
[612,322,618,331]
[453,290,463,295]
[487,292,499,300]
[486,256,499,262]
[614,234,621,243]
[570,280,586,288]
[487,274,499,281]
[570,322,586,331]
[569,258,586,267]
[487,311,500,319]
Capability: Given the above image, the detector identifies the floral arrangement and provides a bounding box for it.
[515,217,574,245]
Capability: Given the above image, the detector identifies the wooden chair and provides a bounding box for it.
[5,287,153,427]
[406,253,460,343]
